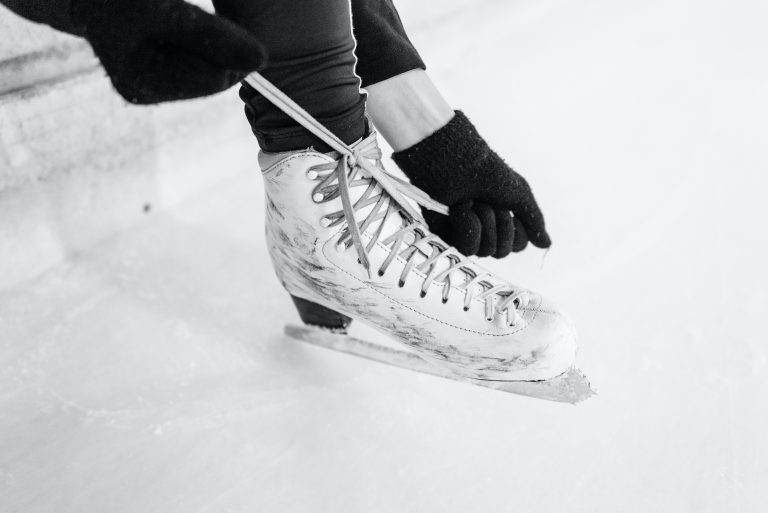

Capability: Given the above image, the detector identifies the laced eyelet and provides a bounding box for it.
[486,316,494,322]
[419,290,427,298]
[298,138,523,318]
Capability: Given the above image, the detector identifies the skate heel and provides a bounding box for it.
[290,295,353,332]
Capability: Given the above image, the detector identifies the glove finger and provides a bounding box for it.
[447,201,482,256]
[151,0,265,71]
[482,178,551,249]
[512,217,530,252]
[519,202,551,248]
[423,209,452,243]
[513,195,550,249]
[494,208,515,259]
[472,202,497,258]
[97,42,242,104]
[153,46,248,98]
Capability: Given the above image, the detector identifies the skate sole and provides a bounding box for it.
[285,324,595,404]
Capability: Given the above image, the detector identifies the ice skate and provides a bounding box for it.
[245,73,593,401]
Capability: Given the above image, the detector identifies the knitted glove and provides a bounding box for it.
[71,0,265,104]
[392,111,551,258]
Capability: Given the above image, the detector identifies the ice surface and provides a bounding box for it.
[2,0,768,511]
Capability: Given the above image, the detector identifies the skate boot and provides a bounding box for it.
[246,74,578,382]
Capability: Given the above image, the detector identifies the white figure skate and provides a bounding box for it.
[245,74,593,402]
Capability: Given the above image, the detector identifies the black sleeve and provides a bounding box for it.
[351,0,425,87]
[1,0,84,37]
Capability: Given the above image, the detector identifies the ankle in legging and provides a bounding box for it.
[213,0,367,152]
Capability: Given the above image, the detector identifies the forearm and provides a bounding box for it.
[350,0,448,151]
[1,0,83,36]
[365,69,453,151]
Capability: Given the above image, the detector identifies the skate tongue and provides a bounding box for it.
[337,134,450,275]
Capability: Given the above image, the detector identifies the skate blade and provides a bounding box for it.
[285,325,595,404]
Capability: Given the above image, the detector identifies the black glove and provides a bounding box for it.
[71,0,265,104]
[392,111,551,258]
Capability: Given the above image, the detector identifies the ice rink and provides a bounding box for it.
[1,0,767,511]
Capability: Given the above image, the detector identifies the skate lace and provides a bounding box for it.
[245,73,527,326]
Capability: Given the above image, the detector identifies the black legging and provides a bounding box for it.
[213,0,425,152]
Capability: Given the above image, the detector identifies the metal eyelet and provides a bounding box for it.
[312,192,324,202]
[307,170,319,180]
